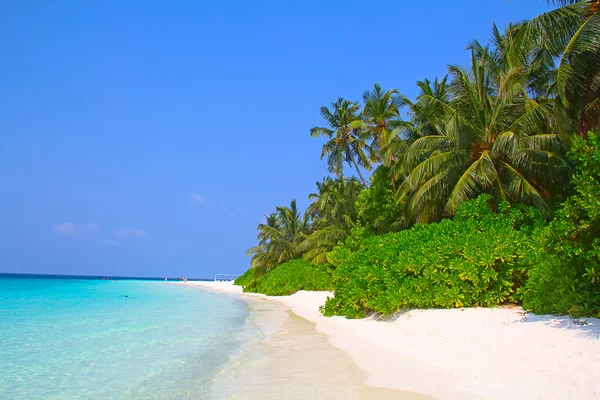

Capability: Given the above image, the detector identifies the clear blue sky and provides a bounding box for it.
[0,1,550,278]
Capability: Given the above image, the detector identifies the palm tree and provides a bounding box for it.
[362,84,406,189]
[400,78,452,138]
[310,98,373,187]
[469,22,557,101]
[306,177,363,226]
[397,48,569,222]
[518,0,600,135]
[389,77,451,187]
[273,200,310,260]
[247,200,311,274]
[305,177,339,222]
[362,84,403,165]
[247,213,282,274]
[300,177,363,264]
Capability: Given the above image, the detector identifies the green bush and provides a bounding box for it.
[323,195,545,318]
[356,166,406,234]
[523,132,600,318]
[234,268,256,288]
[236,259,334,296]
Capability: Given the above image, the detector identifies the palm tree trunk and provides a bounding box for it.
[349,156,369,187]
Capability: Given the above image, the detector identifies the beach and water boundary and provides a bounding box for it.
[206,290,424,399]
[0,275,422,399]
[1,274,598,399]
[179,280,600,400]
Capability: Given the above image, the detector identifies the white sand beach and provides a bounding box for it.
[180,281,600,400]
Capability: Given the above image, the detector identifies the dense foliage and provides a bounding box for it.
[525,0,600,136]
[234,267,256,288]
[322,196,546,318]
[300,177,363,265]
[238,2,600,317]
[245,178,362,276]
[397,47,568,221]
[524,133,600,317]
[236,259,334,296]
[246,200,310,274]
[356,166,406,234]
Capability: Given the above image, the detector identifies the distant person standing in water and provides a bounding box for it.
[183,277,187,283]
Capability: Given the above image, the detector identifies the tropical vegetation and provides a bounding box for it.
[322,196,546,318]
[523,133,600,317]
[235,259,333,296]
[236,1,600,318]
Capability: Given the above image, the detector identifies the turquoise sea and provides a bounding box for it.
[0,275,253,399]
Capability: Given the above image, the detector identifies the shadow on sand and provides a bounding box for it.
[517,313,600,341]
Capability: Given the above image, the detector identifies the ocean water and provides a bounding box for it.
[0,276,254,399]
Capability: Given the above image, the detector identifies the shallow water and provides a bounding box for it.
[0,277,252,399]
[1,276,429,399]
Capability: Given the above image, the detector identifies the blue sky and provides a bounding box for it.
[0,1,550,278]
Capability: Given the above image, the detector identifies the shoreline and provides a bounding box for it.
[178,281,600,400]
[206,292,423,399]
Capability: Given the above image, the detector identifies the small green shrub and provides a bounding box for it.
[523,132,600,318]
[323,195,545,318]
[234,268,256,288]
[237,259,334,296]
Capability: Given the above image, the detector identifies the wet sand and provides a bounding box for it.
[210,296,429,399]
[177,281,600,400]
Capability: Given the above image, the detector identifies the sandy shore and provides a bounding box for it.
[207,294,425,400]
[179,281,600,400]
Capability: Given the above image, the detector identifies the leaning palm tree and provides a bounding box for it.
[397,48,570,222]
[247,213,282,275]
[310,98,373,187]
[246,200,311,275]
[300,177,363,264]
[517,0,600,135]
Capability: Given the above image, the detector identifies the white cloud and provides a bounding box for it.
[81,222,98,233]
[102,239,121,247]
[52,222,98,236]
[52,222,76,235]
[191,193,207,206]
[113,228,147,238]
